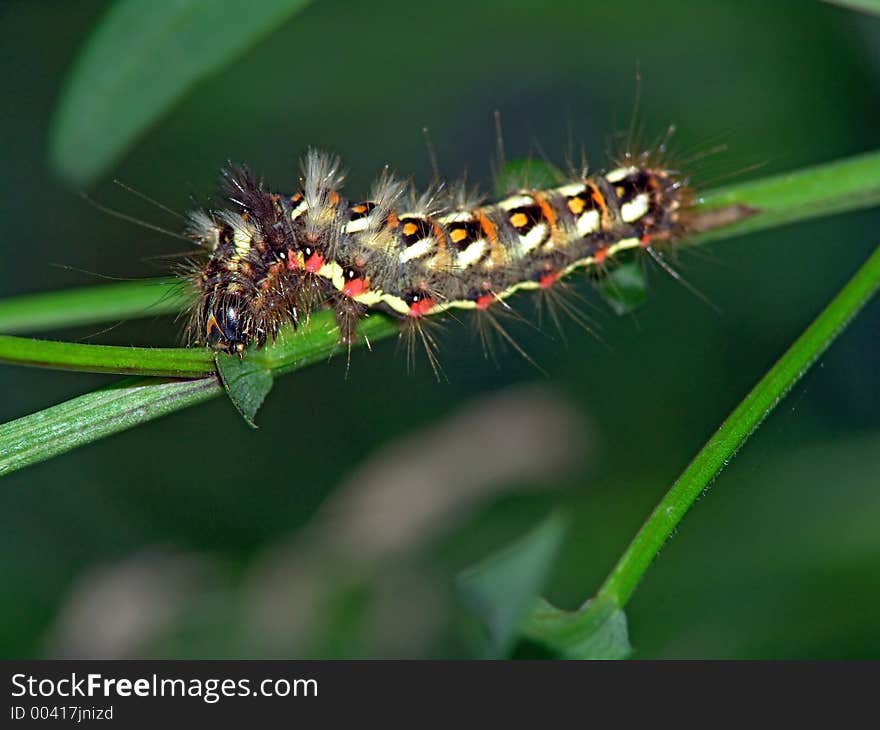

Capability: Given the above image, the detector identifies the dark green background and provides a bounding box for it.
[1,0,878,658]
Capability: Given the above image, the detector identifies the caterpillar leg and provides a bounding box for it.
[331,293,368,347]
[399,314,445,381]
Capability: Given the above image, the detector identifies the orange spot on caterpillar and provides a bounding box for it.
[450,227,468,244]
[594,247,608,263]
[408,297,435,317]
[539,271,560,288]
[352,203,368,214]
[402,221,419,237]
[343,278,367,297]
[477,213,499,243]
[304,252,324,273]
[385,211,399,229]
[510,212,529,228]
[532,192,557,230]
[431,219,448,255]
[476,293,495,309]
[328,191,340,206]
[588,183,607,214]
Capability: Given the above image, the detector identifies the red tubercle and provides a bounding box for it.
[539,271,560,289]
[594,247,608,263]
[476,293,495,310]
[304,252,324,273]
[408,297,435,317]
[343,278,367,297]
[642,230,670,247]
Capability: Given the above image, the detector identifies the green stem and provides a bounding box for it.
[523,243,880,650]
[1,150,879,342]
[0,312,396,476]
[599,243,880,608]
[691,150,880,244]
[0,334,214,378]
[1,153,879,477]
[0,278,185,334]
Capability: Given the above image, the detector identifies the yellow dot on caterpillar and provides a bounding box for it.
[450,228,468,244]
[510,212,529,228]
[567,197,586,215]
[402,221,419,236]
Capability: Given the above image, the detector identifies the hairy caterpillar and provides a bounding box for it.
[184,142,726,367]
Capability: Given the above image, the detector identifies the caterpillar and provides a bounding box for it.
[183,143,732,366]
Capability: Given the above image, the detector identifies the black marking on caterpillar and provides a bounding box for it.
[182,146,749,363]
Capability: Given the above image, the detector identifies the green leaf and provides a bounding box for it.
[522,598,632,660]
[50,0,312,185]
[456,512,569,655]
[821,0,880,16]
[596,261,647,315]
[214,352,274,428]
[494,158,563,197]
[0,376,219,476]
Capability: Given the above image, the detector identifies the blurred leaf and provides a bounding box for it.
[597,261,647,315]
[215,353,273,428]
[50,0,312,185]
[494,158,563,197]
[523,598,632,659]
[821,0,880,16]
[456,512,568,655]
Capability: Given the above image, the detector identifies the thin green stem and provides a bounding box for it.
[690,150,880,244]
[0,278,185,334]
[522,243,880,651]
[0,334,214,378]
[596,243,880,609]
[0,312,396,476]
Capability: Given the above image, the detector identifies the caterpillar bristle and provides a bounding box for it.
[398,314,446,381]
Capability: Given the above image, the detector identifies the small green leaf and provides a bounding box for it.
[50,0,312,185]
[215,353,274,428]
[494,158,563,197]
[596,261,647,315]
[456,512,569,655]
[523,598,632,660]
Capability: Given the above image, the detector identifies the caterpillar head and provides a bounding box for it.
[204,295,248,355]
